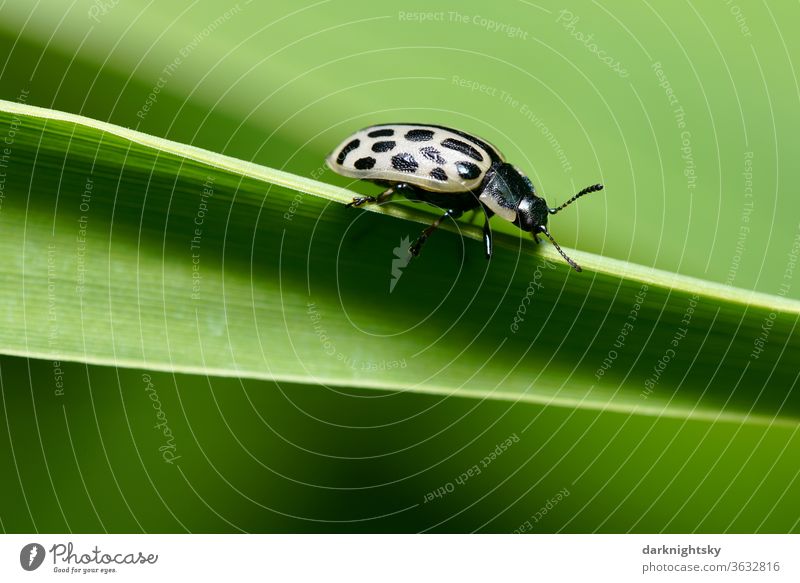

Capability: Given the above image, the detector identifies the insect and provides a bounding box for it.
[325,123,603,271]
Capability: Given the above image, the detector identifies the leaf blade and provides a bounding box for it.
[1,99,798,427]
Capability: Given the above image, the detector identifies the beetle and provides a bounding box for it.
[325,123,602,271]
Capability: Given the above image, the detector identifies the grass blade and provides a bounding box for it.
[1,100,798,426]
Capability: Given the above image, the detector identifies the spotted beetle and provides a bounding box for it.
[325,123,602,271]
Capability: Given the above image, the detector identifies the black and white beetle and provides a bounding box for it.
[325,123,602,271]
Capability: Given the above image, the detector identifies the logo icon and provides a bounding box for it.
[390,236,413,293]
[20,543,46,571]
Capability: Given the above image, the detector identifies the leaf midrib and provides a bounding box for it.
[3,98,798,317]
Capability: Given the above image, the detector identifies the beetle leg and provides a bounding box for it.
[409,209,463,257]
[533,232,541,244]
[347,195,376,207]
[346,186,397,208]
[482,207,494,260]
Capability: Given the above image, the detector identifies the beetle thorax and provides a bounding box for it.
[515,196,549,232]
[478,163,538,225]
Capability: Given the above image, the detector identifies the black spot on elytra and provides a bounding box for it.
[441,138,483,162]
[430,167,448,182]
[336,139,360,164]
[419,146,446,164]
[405,129,434,141]
[367,128,394,137]
[455,161,481,180]
[372,140,396,153]
[354,156,376,170]
[391,152,418,172]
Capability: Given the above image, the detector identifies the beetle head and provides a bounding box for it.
[482,164,603,272]
[517,176,604,273]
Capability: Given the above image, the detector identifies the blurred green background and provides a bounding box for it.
[0,0,798,532]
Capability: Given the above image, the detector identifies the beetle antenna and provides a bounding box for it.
[549,183,603,214]
[538,228,582,272]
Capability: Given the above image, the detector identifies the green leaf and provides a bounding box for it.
[1,99,798,427]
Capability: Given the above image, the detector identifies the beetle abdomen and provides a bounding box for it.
[325,123,503,193]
